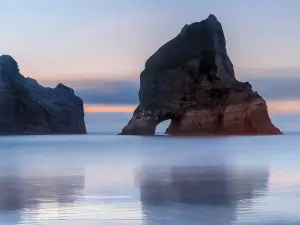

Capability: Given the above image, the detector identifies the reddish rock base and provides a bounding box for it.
[166,99,282,136]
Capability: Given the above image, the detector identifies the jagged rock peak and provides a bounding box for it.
[0,55,19,72]
[0,55,86,134]
[144,14,232,84]
[56,83,75,94]
[208,14,217,20]
[180,14,221,35]
[181,14,219,32]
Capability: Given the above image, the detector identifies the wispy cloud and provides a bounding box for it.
[85,104,136,113]
[60,70,300,105]
[240,74,300,100]
[74,79,139,105]
[34,68,300,114]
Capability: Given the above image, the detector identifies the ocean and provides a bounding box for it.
[0,113,300,225]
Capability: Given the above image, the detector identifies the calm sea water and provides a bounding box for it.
[0,113,300,225]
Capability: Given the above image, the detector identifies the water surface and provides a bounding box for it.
[0,113,299,225]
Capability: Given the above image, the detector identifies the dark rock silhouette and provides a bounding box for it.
[121,14,281,135]
[0,55,86,134]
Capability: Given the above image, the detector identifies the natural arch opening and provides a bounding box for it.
[155,119,171,135]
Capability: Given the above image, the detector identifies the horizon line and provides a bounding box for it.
[26,67,300,85]
[84,100,300,115]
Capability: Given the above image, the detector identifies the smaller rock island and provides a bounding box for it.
[0,55,86,134]
[121,14,281,135]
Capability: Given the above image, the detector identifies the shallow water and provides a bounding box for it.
[0,113,300,225]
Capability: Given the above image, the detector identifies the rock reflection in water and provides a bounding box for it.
[137,165,269,225]
[0,175,84,211]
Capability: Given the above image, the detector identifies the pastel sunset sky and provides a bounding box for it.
[1,0,300,113]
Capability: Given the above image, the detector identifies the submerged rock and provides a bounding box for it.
[121,14,281,135]
[0,55,86,134]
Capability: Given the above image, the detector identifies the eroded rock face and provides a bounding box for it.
[121,14,281,135]
[0,55,86,134]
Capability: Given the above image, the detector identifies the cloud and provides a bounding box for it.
[71,79,139,104]
[59,70,300,105]
[240,74,300,100]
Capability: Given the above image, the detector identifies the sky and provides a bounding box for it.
[1,0,300,111]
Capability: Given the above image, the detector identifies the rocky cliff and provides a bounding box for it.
[121,14,281,135]
[0,55,86,134]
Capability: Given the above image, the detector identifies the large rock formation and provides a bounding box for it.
[0,55,86,134]
[121,14,281,135]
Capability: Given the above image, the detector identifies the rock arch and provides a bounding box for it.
[121,15,281,136]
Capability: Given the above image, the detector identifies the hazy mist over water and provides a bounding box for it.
[0,113,299,224]
[1,1,300,224]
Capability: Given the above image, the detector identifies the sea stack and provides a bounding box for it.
[121,14,281,135]
[0,55,86,134]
